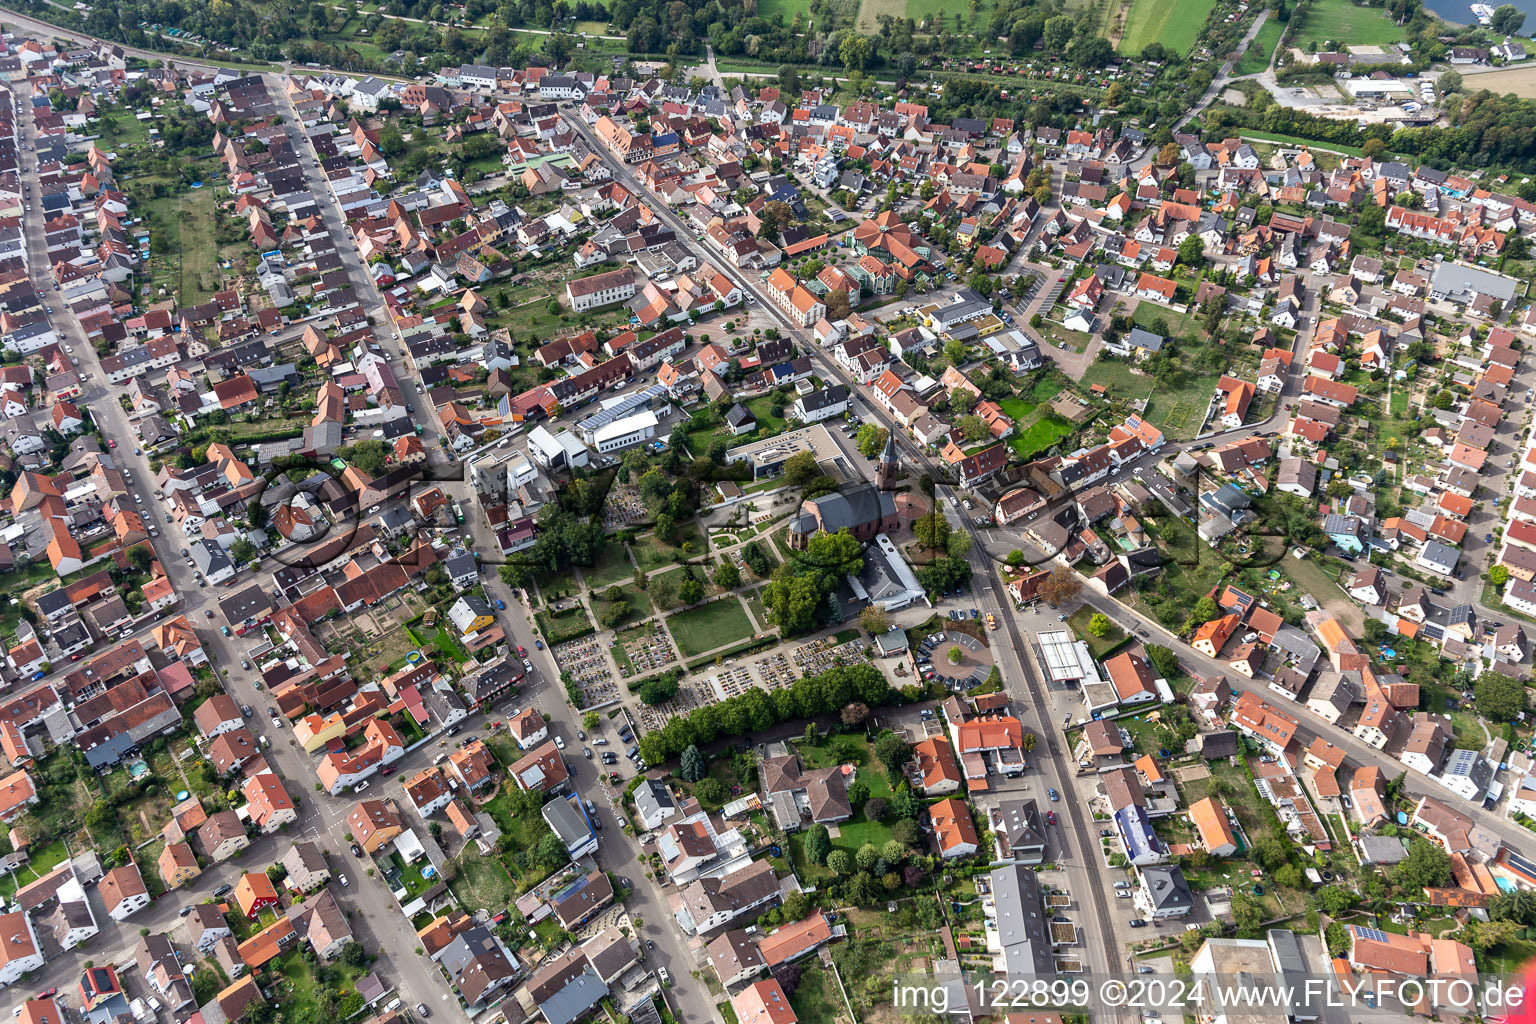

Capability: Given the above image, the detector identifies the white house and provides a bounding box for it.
[509,708,549,750]
[0,913,43,984]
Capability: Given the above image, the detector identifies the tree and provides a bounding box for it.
[246,501,269,529]
[678,576,704,605]
[1252,834,1292,871]
[956,415,991,443]
[891,782,921,820]
[1087,613,1111,637]
[230,539,257,565]
[876,734,911,780]
[127,545,153,574]
[535,833,568,869]
[783,451,820,489]
[842,702,870,727]
[1318,886,1357,916]
[860,606,890,634]
[855,842,880,872]
[1146,644,1181,680]
[1231,892,1264,934]
[891,818,922,848]
[713,562,740,590]
[805,824,832,865]
[827,849,853,875]
[839,33,873,71]
[694,778,728,806]
[1392,840,1452,890]
[1476,674,1527,722]
[781,889,811,922]
[1037,567,1082,606]
[1044,14,1075,50]
[653,512,678,544]
[913,511,951,552]
[947,531,973,559]
[1178,236,1205,269]
[1491,564,1511,586]
[338,942,368,969]
[1469,919,1521,951]
[866,798,891,822]
[1157,142,1181,166]
[856,423,890,457]
[1492,3,1525,34]
[1490,889,1536,925]
[679,744,706,782]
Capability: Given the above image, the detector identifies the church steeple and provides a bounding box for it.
[876,431,899,490]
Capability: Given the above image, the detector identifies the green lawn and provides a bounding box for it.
[997,397,1036,421]
[448,853,519,908]
[1068,606,1129,659]
[0,838,69,897]
[584,542,635,589]
[592,586,653,634]
[1234,15,1284,75]
[1117,0,1217,54]
[1008,416,1073,458]
[429,627,470,664]
[142,181,223,306]
[1081,360,1157,403]
[666,598,755,657]
[788,967,841,1024]
[534,606,595,645]
[631,526,705,572]
[1289,0,1407,48]
[759,0,813,22]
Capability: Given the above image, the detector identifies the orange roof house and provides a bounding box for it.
[1188,797,1238,856]
[931,797,980,859]
[234,872,279,919]
[1191,614,1240,657]
[912,736,963,795]
[757,914,833,966]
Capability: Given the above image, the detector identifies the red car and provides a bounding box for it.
[1046,811,1057,825]
[379,767,396,776]
[36,989,55,1000]
[107,439,116,448]
[517,645,526,656]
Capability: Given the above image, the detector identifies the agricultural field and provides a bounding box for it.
[1287,0,1408,48]
[1116,0,1217,54]
[1450,65,1536,99]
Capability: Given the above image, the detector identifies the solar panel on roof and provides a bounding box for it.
[1353,927,1389,943]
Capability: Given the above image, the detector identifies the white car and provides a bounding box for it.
[338,874,349,887]
[554,736,566,750]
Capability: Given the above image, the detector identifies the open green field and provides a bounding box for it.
[1234,15,1284,75]
[1289,0,1407,48]
[584,542,635,589]
[998,397,1035,421]
[143,184,222,306]
[667,597,755,657]
[1008,416,1074,458]
[1117,0,1217,54]
[760,0,814,22]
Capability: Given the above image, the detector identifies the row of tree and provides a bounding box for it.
[636,661,894,762]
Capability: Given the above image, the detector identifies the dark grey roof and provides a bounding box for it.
[987,863,1054,976]
[1141,865,1192,912]
[797,483,896,534]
